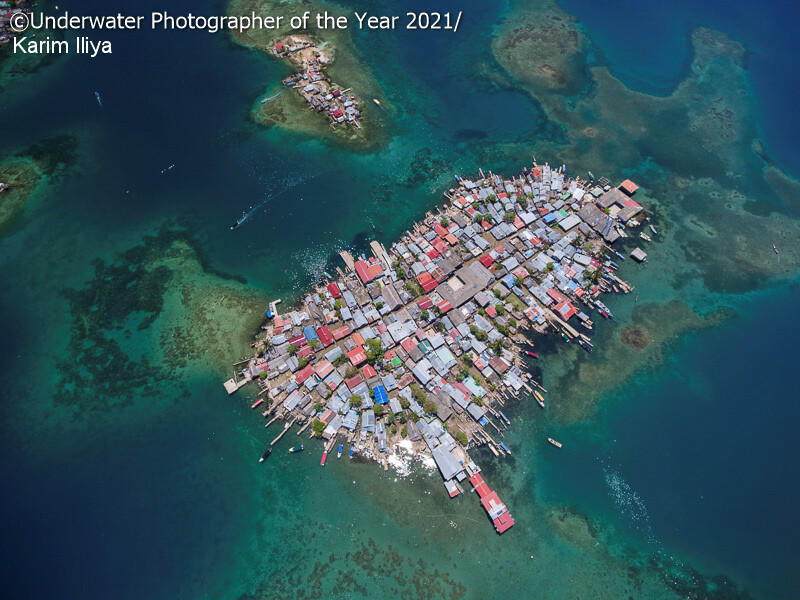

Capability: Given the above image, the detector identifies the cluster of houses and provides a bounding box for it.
[273,36,363,128]
[229,161,648,534]
[0,1,27,44]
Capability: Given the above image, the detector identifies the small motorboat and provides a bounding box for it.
[230,219,243,230]
[649,224,658,235]
[259,448,272,462]
[547,438,563,449]
[773,244,779,254]
[639,232,651,242]
[373,98,381,106]
[349,448,355,459]
[320,451,328,466]
[534,391,545,409]
[251,398,264,409]
[289,445,304,453]
[525,350,538,359]
[337,444,343,459]
[94,91,102,107]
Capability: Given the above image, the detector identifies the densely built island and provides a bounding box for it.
[225,160,650,534]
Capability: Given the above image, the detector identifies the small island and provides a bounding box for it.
[224,160,651,534]
[271,34,364,130]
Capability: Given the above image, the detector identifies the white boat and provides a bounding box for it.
[639,232,651,242]
[649,224,657,235]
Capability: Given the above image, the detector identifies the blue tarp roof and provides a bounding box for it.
[303,325,319,342]
[372,385,388,405]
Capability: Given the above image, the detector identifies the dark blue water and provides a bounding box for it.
[560,0,800,178]
[544,285,800,599]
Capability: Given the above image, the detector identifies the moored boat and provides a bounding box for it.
[534,391,545,409]
[259,447,272,462]
[349,448,355,459]
[373,98,381,106]
[773,244,779,254]
[337,444,343,459]
[547,438,563,449]
[320,451,328,466]
[525,350,538,359]
[251,398,264,409]
[289,445,304,453]
[639,232,651,242]
[649,224,657,235]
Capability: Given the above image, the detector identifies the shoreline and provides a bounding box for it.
[225,159,650,534]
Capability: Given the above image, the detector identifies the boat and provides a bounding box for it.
[579,334,593,345]
[337,444,343,459]
[259,447,272,462]
[578,340,593,353]
[773,244,779,254]
[373,98,381,106]
[547,438,563,449]
[639,232,651,242]
[649,224,658,235]
[230,218,244,230]
[534,391,545,409]
[260,92,281,104]
[525,350,538,359]
[320,451,328,466]
[289,445,304,453]
[251,398,264,409]
[94,91,102,107]
[499,442,511,455]
[561,332,570,343]
[349,448,355,459]
[499,411,510,424]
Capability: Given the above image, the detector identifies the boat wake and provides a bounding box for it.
[604,467,658,545]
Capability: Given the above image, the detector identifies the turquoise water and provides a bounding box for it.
[0,0,798,598]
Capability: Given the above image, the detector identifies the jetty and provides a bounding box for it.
[224,161,648,534]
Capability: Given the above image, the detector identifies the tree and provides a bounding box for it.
[390,424,398,435]
[409,412,420,423]
[420,310,430,321]
[477,307,486,316]
[258,371,268,380]
[515,276,525,287]
[518,197,528,209]
[435,322,445,333]
[312,419,325,437]
[333,354,349,367]
[386,412,395,425]
[297,356,309,369]
[349,394,362,407]
[309,339,320,349]
[455,431,468,446]
[490,339,504,354]
[508,318,517,329]
[287,344,299,355]
[373,404,384,416]
[410,384,426,403]
[440,217,449,227]
[504,210,516,223]
[495,304,506,316]
[399,396,410,409]
[345,366,358,378]
[365,338,384,364]
[396,267,406,280]
[422,397,438,416]
[333,299,343,310]
[473,396,483,407]
[401,426,408,438]
[375,301,384,310]
[314,400,325,412]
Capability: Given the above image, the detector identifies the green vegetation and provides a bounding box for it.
[490,339,505,354]
[386,412,395,425]
[312,419,325,437]
[399,396,410,409]
[401,426,408,438]
[472,396,483,407]
[375,301,384,310]
[258,371,268,380]
[396,267,407,280]
[308,339,320,349]
[349,394,362,407]
[365,338,384,364]
[297,356,309,369]
[420,310,430,320]
[314,400,325,412]
[469,325,488,341]
[495,304,506,316]
[373,404,384,416]
[390,424,398,435]
[409,412,420,423]
[518,197,528,209]
[504,210,516,223]
[440,217,449,227]
[514,276,525,287]
[334,299,343,310]
[545,262,555,272]
[455,431,468,446]
[410,384,426,403]
[422,397,438,416]
[435,321,445,332]
[287,344,299,355]
[333,354,349,367]
[344,365,358,378]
